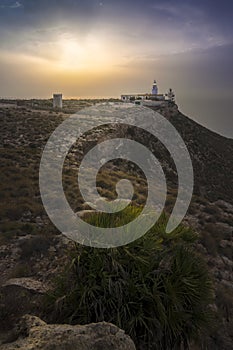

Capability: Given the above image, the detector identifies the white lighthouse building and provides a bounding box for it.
[152,80,158,95]
[121,80,174,106]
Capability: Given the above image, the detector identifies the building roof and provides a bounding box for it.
[121,93,164,97]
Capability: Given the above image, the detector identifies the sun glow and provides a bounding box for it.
[56,35,115,72]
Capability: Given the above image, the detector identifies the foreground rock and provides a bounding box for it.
[0,279,49,330]
[2,278,49,294]
[1,315,136,350]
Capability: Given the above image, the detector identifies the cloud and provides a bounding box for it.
[151,2,203,18]
[11,1,22,8]
[0,1,22,9]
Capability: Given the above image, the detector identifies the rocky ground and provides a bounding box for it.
[0,315,135,350]
[0,101,232,349]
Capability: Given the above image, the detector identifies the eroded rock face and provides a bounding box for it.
[2,278,49,294]
[0,279,49,331]
[1,315,136,350]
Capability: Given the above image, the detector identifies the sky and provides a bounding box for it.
[0,0,233,137]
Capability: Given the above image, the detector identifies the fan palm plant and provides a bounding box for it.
[47,208,214,349]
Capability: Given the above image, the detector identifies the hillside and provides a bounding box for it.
[159,104,233,204]
[0,101,232,349]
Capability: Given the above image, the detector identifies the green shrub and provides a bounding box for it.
[10,263,32,278]
[47,209,213,349]
[0,230,16,245]
[19,235,50,260]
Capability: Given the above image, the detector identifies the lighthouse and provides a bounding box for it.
[121,79,167,105]
[152,80,158,95]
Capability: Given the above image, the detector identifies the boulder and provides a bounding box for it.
[0,315,136,350]
[0,279,49,330]
[2,278,49,294]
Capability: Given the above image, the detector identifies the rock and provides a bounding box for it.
[0,279,49,330]
[77,210,97,218]
[222,257,233,268]
[0,315,136,350]
[2,278,49,294]
[35,217,44,226]
[15,315,46,337]
[220,240,233,249]
[214,200,233,213]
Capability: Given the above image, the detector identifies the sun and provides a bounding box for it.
[56,35,113,72]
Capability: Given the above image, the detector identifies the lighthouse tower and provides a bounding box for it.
[152,80,158,95]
